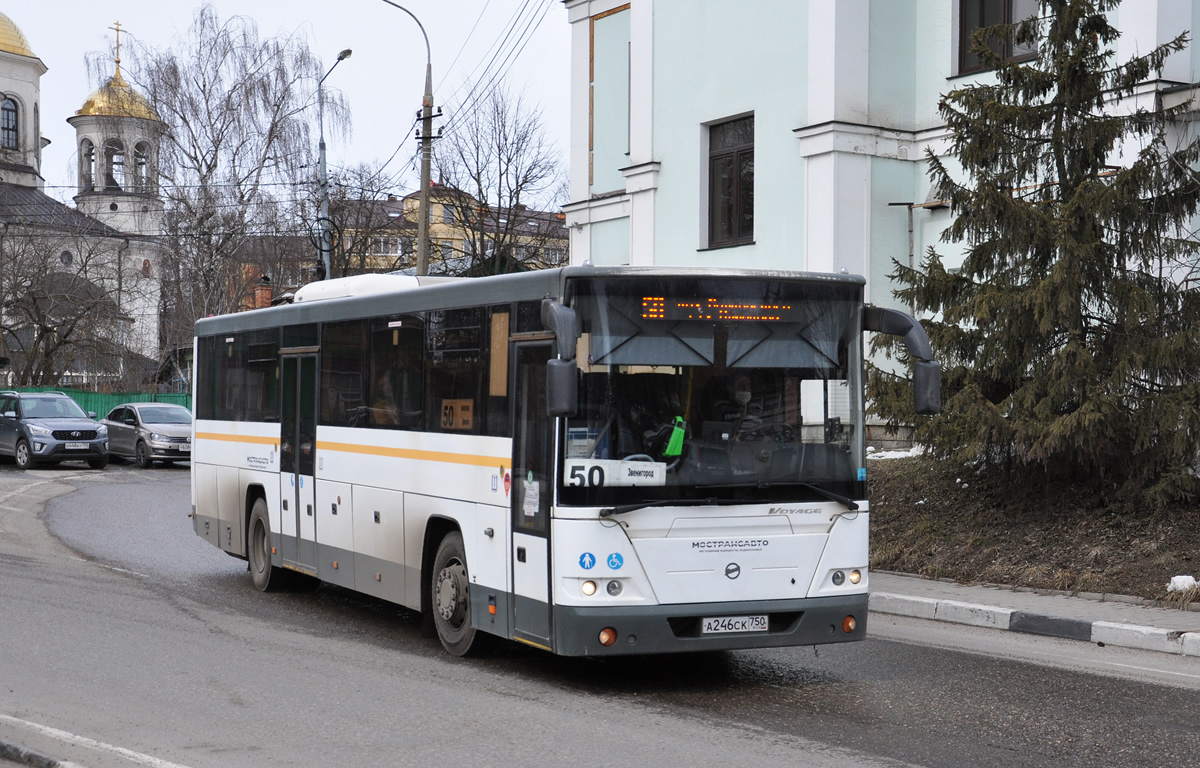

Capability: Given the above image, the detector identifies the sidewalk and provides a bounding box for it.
[870,571,1200,656]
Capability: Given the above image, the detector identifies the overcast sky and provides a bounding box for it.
[13,0,571,203]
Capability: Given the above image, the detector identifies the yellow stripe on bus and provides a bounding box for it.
[317,440,508,468]
[194,432,279,446]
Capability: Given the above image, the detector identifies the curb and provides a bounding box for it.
[0,739,64,768]
[870,592,1200,657]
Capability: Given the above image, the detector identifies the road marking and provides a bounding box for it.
[1098,660,1200,681]
[0,714,194,768]
[71,558,151,579]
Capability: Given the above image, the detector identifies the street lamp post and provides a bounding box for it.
[318,48,353,281]
[380,0,434,276]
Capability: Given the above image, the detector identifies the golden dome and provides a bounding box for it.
[76,69,159,121]
[0,12,35,58]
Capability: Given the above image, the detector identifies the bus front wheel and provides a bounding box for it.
[431,531,492,657]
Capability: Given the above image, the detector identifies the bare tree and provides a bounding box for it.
[326,162,415,277]
[432,87,567,276]
[126,3,348,348]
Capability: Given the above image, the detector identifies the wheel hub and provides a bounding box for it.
[436,563,467,623]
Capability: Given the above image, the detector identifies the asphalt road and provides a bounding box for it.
[2,460,1199,767]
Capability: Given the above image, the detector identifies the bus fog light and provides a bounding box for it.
[842,616,857,633]
[832,570,845,586]
[581,580,597,596]
[606,580,622,596]
[849,569,862,584]
[598,627,618,646]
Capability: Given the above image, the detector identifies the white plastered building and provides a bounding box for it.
[561,0,1200,308]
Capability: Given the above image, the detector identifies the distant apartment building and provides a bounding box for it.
[336,186,567,277]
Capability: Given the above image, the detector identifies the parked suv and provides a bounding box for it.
[0,391,109,469]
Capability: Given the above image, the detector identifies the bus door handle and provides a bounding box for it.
[517,547,526,563]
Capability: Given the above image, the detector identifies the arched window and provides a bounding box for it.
[133,141,151,193]
[0,98,17,150]
[80,139,95,191]
[104,139,125,191]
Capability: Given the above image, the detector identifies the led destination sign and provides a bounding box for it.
[641,296,799,322]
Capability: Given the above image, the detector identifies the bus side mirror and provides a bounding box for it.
[542,299,581,417]
[913,360,941,415]
[863,306,941,415]
[546,358,578,417]
[541,299,579,361]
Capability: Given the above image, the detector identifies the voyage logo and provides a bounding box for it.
[725,563,741,579]
[768,507,822,515]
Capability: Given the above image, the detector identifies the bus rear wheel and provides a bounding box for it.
[431,531,493,657]
[249,498,285,592]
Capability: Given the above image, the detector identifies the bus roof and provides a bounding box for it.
[194,266,866,337]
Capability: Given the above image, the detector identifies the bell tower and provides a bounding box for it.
[68,22,163,236]
[0,11,48,188]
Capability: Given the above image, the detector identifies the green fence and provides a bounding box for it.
[2,388,191,418]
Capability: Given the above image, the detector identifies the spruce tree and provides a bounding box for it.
[870,0,1200,502]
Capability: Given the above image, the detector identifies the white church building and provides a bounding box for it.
[561,0,1200,309]
[0,12,163,387]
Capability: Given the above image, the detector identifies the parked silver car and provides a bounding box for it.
[101,403,192,468]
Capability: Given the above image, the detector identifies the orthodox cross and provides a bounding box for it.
[109,21,123,75]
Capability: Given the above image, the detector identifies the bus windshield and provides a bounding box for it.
[559,276,866,508]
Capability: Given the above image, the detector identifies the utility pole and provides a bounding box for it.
[318,49,352,280]
[416,64,434,276]
[379,1,434,276]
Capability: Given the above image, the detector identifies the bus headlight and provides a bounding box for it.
[832,570,845,586]
[849,569,862,584]
[581,580,597,596]
[606,580,623,596]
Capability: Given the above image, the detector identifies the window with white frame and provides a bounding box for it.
[1,98,17,150]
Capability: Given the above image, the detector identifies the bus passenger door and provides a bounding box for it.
[280,352,319,575]
[510,341,554,650]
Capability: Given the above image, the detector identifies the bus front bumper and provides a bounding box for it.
[552,593,868,656]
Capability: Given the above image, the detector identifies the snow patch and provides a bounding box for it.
[867,445,926,461]
[1167,575,1197,593]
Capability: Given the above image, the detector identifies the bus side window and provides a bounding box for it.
[486,306,511,437]
[426,308,481,434]
[370,315,424,430]
[321,320,366,427]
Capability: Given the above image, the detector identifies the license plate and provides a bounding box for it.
[701,615,768,634]
[65,442,87,450]
[179,443,192,452]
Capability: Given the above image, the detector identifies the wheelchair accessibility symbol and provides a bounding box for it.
[607,553,624,569]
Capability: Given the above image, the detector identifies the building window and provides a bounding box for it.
[1,98,17,150]
[133,142,151,193]
[80,139,95,191]
[959,0,1038,74]
[104,139,126,190]
[709,115,754,247]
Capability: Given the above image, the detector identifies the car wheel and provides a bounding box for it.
[88,456,109,470]
[135,440,153,469]
[14,439,35,470]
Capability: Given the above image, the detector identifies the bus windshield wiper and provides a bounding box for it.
[600,497,715,518]
[692,481,860,512]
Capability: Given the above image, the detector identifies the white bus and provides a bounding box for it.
[190,267,938,656]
